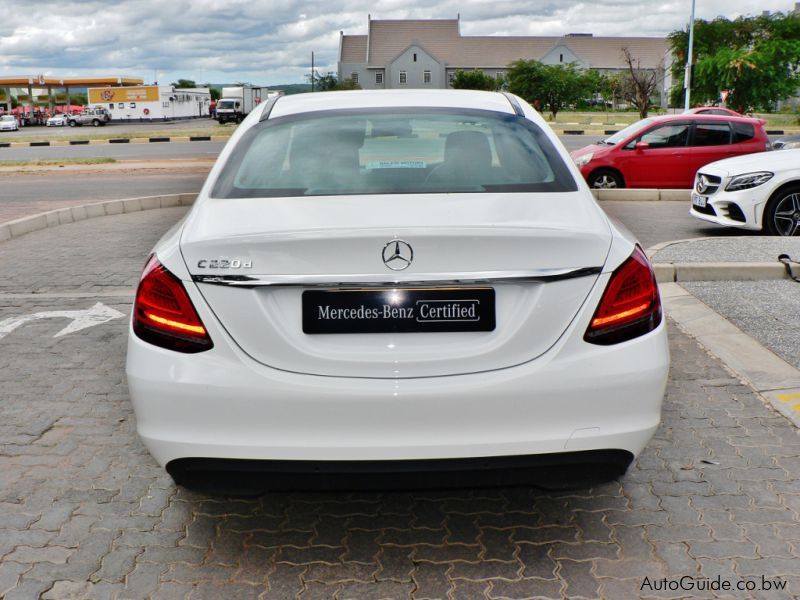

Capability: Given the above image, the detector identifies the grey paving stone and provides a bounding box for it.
[337,580,415,599]
[449,579,490,600]
[411,563,451,599]
[488,577,563,599]
[375,545,414,582]
[516,543,558,580]
[1,209,800,598]
[557,559,598,599]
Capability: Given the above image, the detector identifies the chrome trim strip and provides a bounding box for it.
[258,95,281,122]
[501,92,525,117]
[192,266,602,288]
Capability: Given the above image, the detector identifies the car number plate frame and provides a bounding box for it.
[302,288,496,334]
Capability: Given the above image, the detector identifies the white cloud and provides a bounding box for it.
[0,0,793,84]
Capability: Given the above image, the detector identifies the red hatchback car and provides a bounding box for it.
[571,114,770,189]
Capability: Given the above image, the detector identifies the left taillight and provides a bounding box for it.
[132,255,213,353]
[584,246,662,345]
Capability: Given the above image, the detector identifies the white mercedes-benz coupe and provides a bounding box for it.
[126,90,669,493]
[691,149,800,236]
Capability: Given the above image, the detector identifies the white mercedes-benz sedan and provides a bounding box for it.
[126,90,669,493]
[691,149,800,235]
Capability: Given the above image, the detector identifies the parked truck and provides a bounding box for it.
[216,86,271,124]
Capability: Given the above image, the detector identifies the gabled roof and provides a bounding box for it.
[341,19,670,70]
[367,19,461,67]
[340,35,368,63]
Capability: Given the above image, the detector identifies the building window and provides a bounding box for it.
[399,71,407,85]
[375,72,383,84]
[448,72,455,84]
[118,103,124,109]
[413,53,417,62]
[130,102,136,108]
[423,70,431,84]
[108,104,114,110]
[559,53,564,63]
[496,71,504,79]
[351,72,359,83]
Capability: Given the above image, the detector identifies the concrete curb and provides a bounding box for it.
[661,282,800,428]
[592,189,690,201]
[0,193,197,244]
[1,136,227,148]
[652,261,789,283]
[646,236,795,282]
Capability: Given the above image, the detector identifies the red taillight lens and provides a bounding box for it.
[584,246,662,345]
[132,255,213,353]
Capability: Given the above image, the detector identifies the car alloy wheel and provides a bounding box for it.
[766,185,800,236]
[588,170,623,189]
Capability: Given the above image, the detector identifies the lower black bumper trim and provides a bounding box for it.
[166,450,634,494]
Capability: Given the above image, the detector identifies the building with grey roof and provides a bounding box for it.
[338,17,673,105]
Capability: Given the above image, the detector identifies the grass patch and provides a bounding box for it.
[0,157,117,167]
[6,125,234,144]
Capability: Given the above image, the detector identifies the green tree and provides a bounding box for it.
[171,79,197,88]
[334,78,362,90]
[669,12,800,111]
[596,72,624,110]
[506,60,594,119]
[205,87,221,101]
[306,71,362,91]
[451,69,500,91]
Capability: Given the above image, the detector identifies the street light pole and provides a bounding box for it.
[684,0,696,110]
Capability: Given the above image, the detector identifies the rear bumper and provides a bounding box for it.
[126,315,669,469]
[167,450,635,493]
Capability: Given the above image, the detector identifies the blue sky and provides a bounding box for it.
[0,0,793,86]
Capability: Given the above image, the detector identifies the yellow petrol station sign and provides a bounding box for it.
[88,86,160,103]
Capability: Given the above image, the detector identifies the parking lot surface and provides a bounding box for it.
[1,208,800,599]
[682,280,800,372]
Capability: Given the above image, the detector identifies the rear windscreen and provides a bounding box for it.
[211,108,577,198]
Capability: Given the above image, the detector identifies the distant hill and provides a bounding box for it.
[273,84,312,95]
[205,83,311,95]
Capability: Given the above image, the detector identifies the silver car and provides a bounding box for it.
[46,114,68,127]
[0,115,18,131]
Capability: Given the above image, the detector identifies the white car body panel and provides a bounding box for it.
[180,192,612,378]
[690,149,800,231]
[126,90,669,478]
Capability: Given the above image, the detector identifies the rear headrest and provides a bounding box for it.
[444,131,492,166]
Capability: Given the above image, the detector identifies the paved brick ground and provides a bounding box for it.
[1,209,799,599]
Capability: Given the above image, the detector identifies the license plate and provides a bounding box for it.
[691,193,707,208]
[302,288,496,334]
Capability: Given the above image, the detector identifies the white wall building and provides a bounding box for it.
[339,18,673,107]
[87,85,211,121]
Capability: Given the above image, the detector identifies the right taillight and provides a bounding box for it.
[584,246,662,345]
[132,255,213,353]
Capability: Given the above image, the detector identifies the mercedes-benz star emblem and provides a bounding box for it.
[382,239,413,271]
[696,175,709,194]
